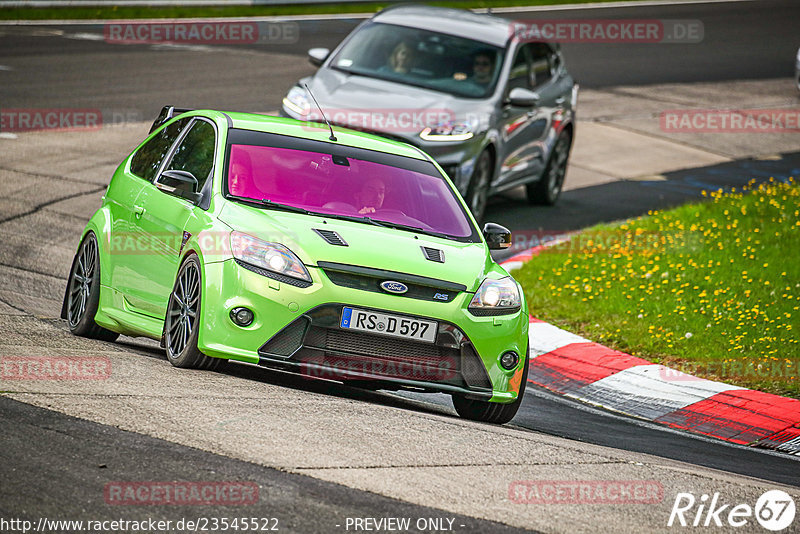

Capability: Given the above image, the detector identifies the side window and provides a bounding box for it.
[130,118,190,182]
[507,45,531,94]
[161,119,216,191]
[529,43,555,88]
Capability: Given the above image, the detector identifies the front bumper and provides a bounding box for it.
[198,258,528,402]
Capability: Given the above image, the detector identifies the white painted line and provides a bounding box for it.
[0,133,20,139]
[483,0,760,13]
[0,13,373,25]
[528,321,588,357]
[0,65,13,71]
[571,364,743,420]
[64,32,104,41]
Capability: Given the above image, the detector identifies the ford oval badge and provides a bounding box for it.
[380,281,408,294]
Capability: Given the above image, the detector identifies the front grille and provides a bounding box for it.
[307,325,446,361]
[318,261,464,303]
[257,304,492,391]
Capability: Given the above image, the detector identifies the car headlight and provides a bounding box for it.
[230,231,311,283]
[282,86,311,116]
[468,277,521,315]
[420,120,474,142]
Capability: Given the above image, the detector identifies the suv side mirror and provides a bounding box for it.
[308,48,330,67]
[507,87,540,108]
[483,222,512,250]
[158,170,202,204]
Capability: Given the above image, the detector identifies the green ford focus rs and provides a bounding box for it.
[62,107,529,424]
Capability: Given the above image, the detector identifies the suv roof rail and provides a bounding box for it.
[149,105,194,134]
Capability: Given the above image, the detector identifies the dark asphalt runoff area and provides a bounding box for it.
[1,0,800,529]
[0,396,535,534]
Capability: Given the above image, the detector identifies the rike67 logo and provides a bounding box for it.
[668,490,796,531]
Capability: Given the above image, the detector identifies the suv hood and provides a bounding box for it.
[304,69,484,136]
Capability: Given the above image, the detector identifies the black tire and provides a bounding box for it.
[527,129,572,206]
[164,255,226,371]
[465,150,493,222]
[65,233,119,342]
[452,348,529,425]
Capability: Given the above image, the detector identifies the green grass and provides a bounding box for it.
[514,179,800,398]
[0,0,648,21]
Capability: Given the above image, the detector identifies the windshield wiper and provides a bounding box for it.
[322,213,457,240]
[259,198,309,214]
[226,194,309,214]
[369,219,458,240]
[318,213,386,227]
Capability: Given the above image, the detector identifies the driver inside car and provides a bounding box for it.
[354,178,386,214]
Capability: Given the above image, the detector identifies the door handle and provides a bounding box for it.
[133,205,145,219]
[555,97,565,105]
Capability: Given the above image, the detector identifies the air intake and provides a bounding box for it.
[421,246,444,263]
[314,229,348,246]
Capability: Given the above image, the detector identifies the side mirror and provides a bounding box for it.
[308,48,330,67]
[158,170,202,204]
[507,87,540,108]
[483,222,512,250]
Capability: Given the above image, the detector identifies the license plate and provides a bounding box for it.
[340,307,437,344]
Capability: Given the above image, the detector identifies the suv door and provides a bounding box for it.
[123,118,216,317]
[107,117,190,303]
[496,43,544,187]
[526,43,573,175]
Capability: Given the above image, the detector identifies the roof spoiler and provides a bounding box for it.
[149,105,194,134]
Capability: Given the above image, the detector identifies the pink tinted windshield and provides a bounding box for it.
[227,144,473,238]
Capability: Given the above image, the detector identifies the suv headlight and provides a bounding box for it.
[230,231,311,283]
[468,277,521,315]
[282,86,311,116]
[420,120,474,142]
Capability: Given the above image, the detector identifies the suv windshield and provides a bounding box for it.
[330,22,504,99]
[226,143,475,239]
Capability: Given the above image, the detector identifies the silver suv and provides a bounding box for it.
[281,5,578,221]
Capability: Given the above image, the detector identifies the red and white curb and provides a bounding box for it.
[499,250,800,455]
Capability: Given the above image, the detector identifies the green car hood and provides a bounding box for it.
[218,200,489,292]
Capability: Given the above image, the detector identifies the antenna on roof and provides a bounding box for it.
[304,83,337,142]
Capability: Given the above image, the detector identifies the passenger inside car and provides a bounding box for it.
[380,41,416,74]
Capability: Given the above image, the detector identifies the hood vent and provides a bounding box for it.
[421,246,445,263]
[314,229,348,246]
